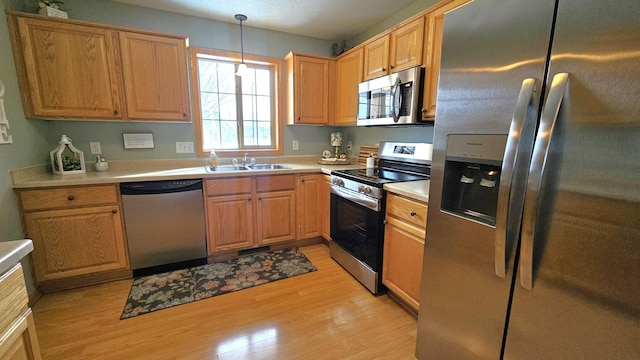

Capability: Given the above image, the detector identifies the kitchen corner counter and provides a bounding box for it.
[10,157,362,189]
[384,180,430,203]
[0,239,33,275]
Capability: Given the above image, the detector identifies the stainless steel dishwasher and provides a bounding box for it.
[120,179,206,277]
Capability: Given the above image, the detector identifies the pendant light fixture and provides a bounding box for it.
[235,14,249,77]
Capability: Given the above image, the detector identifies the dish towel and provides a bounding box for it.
[0,80,13,144]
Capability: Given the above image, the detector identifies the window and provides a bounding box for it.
[191,48,282,157]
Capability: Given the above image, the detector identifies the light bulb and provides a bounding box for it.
[236,63,249,77]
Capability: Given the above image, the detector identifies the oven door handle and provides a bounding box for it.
[331,186,380,211]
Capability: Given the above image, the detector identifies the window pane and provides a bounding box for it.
[203,119,221,148]
[243,121,256,146]
[198,60,220,92]
[200,92,219,120]
[256,69,271,96]
[243,95,256,121]
[219,94,237,120]
[218,63,237,94]
[256,95,271,121]
[241,70,256,94]
[257,121,272,146]
[220,120,238,149]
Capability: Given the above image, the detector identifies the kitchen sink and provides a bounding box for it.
[204,165,251,172]
[248,164,293,170]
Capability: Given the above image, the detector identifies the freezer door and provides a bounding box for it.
[416,0,556,358]
[504,0,640,358]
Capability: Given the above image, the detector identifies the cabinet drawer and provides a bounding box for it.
[19,185,118,211]
[0,264,28,335]
[386,194,428,229]
[206,177,252,196]
[256,175,295,192]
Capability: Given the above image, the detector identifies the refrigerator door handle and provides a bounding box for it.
[520,72,569,290]
[495,78,537,278]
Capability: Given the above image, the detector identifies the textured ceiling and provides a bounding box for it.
[110,0,417,41]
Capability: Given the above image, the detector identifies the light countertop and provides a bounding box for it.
[11,157,362,189]
[0,239,33,275]
[384,180,430,203]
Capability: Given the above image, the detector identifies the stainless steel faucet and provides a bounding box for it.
[242,153,248,166]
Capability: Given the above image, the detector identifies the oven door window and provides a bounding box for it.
[330,193,384,271]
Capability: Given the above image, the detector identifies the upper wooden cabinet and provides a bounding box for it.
[119,32,191,121]
[8,12,190,121]
[10,15,124,119]
[363,17,425,81]
[334,47,363,126]
[285,52,332,125]
[421,0,470,120]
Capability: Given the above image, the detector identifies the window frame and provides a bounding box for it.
[190,47,284,157]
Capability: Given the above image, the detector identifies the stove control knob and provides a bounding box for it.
[358,185,365,193]
[363,187,372,195]
[332,178,344,186]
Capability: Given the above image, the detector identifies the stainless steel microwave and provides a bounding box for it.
[357,66,424,126]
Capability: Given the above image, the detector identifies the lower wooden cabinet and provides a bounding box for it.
[0,264,42,360]
[205,175,296,253]
[19,185,129,288]
[383,193,428,313]
[297,174,322,240]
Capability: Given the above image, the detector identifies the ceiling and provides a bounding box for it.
[110,0,417,41]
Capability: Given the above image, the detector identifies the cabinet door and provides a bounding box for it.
[422,0,469,120]
[389,17,425,73]
[12,16,123,119]
[256,190,296,245]
[363,35,390,80]
[321,175,332,241]
[288,55,330,124]
[206,194,254,253]
[0,310,42,360]
[24,205,128,283]
[334,47,363,125]
[383,216,425,313]
[297,174,322,239]
[119,32,191,121]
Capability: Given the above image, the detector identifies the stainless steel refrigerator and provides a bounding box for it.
[416,0,640,358]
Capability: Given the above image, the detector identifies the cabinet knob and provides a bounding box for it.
[421,108,427,113]
[112,209,118,214]
[67,195,74,201]
[248,197,252,202]
[258,196,262,200]
[410,211,417,217]
[383,219,388,225]
[381,67,386,72]
[297,116,301,121]
[113,109,119,115]
[301,179,305,183]
[390,65,395,69]
[183,112,187,117]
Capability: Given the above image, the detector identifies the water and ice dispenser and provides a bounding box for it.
[441,134,507,226]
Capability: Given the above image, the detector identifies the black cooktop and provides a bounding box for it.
[332,167,429,188]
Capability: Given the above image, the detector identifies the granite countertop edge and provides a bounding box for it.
[0,239,33,276]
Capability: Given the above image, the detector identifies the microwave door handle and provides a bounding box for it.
[495,78,537,278]
[391,77,401,122]
[520,72,569,290]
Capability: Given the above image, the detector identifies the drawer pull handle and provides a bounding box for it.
[247,197,252,202]
[68,195,75,201]
[410,211,417,217]
[112,209,118,214]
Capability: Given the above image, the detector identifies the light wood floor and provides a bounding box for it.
[31,244,418,359]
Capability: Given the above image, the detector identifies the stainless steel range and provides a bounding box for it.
[330,141,432,294]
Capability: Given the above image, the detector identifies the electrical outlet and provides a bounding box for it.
[176,142,194,153]
[292,140,299,151]
[90,142,101,155]
[347,141,352,151]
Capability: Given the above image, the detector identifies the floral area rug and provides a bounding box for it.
[121,247,316,319]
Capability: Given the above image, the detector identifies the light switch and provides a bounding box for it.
[176,142,194,153]
[90,142,101,154]
[292,140,299,151]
